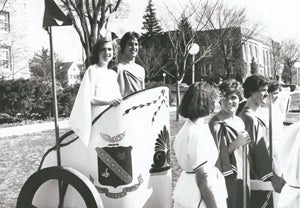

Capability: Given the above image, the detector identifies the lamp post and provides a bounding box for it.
[278,64,284,84]
[188,43,199,83]
[162,72,166,84]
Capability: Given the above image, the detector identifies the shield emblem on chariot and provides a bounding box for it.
[96,146,133,188]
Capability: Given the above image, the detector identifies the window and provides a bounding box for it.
[242,44,248,62]
[201,45,211,57]
[254,46,258,63]
[200,65,205,75]
[170,48,174,59]
[249,44,253,59]
[200,63,211,76]
[0,11,9,32]
[0,47,10,70]
[229,63,234,74]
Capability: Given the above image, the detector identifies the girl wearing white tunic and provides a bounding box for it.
[173,82,228,208]
[69,37,122,146]
[277,121,300,208]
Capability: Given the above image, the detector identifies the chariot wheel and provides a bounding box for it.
[16,166,103,208]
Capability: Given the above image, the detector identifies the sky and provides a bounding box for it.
[27,0,300,62]
[127,0,300,42]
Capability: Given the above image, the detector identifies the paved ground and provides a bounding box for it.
[0,120,70,138]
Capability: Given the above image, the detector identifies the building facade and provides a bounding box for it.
[193,27,275,82]
[57,62,82,87]
[0,0,31,79]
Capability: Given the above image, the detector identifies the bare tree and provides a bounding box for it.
[203,1,261,79]
[280,39,300,83]
[268,38,281,79]
[137,46,170,82]
[60,0,124,66]
[0,0,9,12]
[162,0,218,120]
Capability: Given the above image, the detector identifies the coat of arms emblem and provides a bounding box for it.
[96,146,133,188]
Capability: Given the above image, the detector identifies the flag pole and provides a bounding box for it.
[48,26,64,207]
[268,93,273,164]
[243,145,248,208]
[48,26,62,167]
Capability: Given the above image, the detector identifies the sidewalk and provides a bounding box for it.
[0,106,177,138]
[0,120,70,138]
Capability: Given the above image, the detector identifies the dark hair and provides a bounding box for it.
[120,31,140,54]
[219,79,243,100]
[179,82,217,120]
[90,37,112,65]
[243,75,269,99]
[268,80,281,93]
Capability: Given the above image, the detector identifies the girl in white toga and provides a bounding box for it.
[69,37,122,146]
[173,82,228,208]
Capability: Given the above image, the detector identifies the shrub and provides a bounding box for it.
[0,78,79,122]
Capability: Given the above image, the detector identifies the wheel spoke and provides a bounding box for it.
[58,181,69,208]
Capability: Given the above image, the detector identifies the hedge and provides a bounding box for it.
[0,78,79,122]
[0,79,173,123]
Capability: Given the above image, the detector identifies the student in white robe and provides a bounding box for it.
[277,121,300,208]
[173,82,228,208]
[69,37,122,146]
[116,32,145,97]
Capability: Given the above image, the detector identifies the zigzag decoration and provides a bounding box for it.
[151,99,169,123]
[123,89,169,119]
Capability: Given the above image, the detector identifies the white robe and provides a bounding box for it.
[69,65,121,146]
[173,118,227,208]
[277,121,300,208]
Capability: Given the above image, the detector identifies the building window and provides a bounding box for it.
[229,63,234,74]
[243,44,248,62]
[0,11,9,32]
[249,44,253,59]
[201,45,212,57]
[170,48,174,59]
[0,47,11,70]
[200,63,211,76]
[225,42,232,57]
[254,46,259,63]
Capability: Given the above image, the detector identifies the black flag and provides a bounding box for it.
[43,0,72,30]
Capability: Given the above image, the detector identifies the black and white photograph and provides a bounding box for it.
[0,0,300,207]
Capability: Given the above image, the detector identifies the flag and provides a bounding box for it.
[43,0,72,30]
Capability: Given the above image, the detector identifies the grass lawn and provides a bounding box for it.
[0,111,185,208]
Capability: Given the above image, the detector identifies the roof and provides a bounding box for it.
[57,62,73,72]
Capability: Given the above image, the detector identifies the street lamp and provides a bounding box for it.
[162,72,166,84]
[278,64,284,84]
[188,43,199,83]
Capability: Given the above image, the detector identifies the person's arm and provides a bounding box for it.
[227,131,251,153]
[195,164,218,208]
[116,67,125,96]
[91,97,122,106]
[141,67,145,90]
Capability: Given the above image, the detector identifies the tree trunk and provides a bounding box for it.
[224,58,230,79]
[176,80,181,121]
